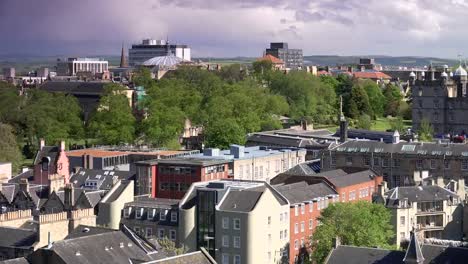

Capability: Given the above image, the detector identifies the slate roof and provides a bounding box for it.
[34,146,60,166]
[316,169,379,188]
[279,160,319,176]
[103,180,131,203]
[218,188,264,212]
[8,170,33,184]
[39,81,107,96]
[126,197,179,209]
[0,226,37,249]
[69,168,131,191]
[0,258,29,264]
[273,181,337,204]
[385,185,458,204]
[246,133,319,148]
[332,140,468,157]
[41,231,160,264]
[0,183,47,208]
[326,244,468,264]
[334,129,395,143]
[144,250,216,264]
[65,225,115,239]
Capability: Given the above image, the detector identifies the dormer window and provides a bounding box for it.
[148,209,156,220]
[136,208,144,219]
[124,207,132,218]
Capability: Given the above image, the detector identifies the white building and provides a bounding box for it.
[129,39,191,66]
[57,58,109,76]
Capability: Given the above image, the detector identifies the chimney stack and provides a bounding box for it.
[19,178,29,193]
[393,130,400,144]
[60,141,66,152]
[40,139,45,150]
[64,183,74,210]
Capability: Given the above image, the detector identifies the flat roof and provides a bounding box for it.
[67,149,196,158]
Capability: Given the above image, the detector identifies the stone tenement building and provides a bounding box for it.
[320,139,468,191]
[411,65,468,135]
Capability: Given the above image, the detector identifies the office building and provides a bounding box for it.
[129,39,191,66]
[179,180,290,264]
[265,42,303,70]
[56,58,109,76]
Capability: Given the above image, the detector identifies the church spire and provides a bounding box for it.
[120,43,128,68]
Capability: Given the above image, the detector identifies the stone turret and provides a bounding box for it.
[120,43,128,68]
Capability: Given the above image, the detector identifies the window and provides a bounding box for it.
[146,228,152,238]
[301,221,305,232]
[382,158,389,167]
[134,226,140,234]
[462,160,468,171]
[158,229,164,238]
[280,213,283,222]
[416,159,423,169]
[285,229,288,239]
[294,205,298,216]
[301,204,305,214]
[295,223,299,234]
[341,192,346,202]
[434,112,439,121]
[222,217,229,229]
[345,156,353,165]
[160,210,167,221]
[254,167,258,179]
[364,156,371,166]
[309,219,313,230]
[373,157,380,167]
[259,166,263,178]
[301,238,305,247]
[444,160,450,169]
[294,239,299,250]
[268,216,271,225]
[434,100,440,108]
[280,230,283,240]
[222,235,229,247]
[124,207,132,218]
[430,159,436,169]
[268,233,271,242]
[331,156,337,166]
[400,216,405,226]
[170,230,176,240]
[222,254,230,264]
[234,255,241,264]
[171,212,177,222]
[268,252,271,262]
[392,159,401,168]
[233,219,240,230]
[349,191,356,201]
[148,209,155,220]
[233,236,240,248]
[136,208,143,219]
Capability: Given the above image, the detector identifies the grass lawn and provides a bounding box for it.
[371,118,412,132]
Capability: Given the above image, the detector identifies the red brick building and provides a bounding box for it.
[136,158,230,199]
[271,168,383,263]
[33,140,70,185]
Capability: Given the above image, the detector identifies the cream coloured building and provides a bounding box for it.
[179,180,290,264]
[383,181,464,246]
[192,145,307,183]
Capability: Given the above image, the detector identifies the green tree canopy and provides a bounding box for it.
[360,80,385,118]
[0,123,23,173]
[88,83,135,145]
[356,114,372,130]
[311,202,394,264]
[348,83,372,119]
[418,118,433,142]
[384,84,403,117]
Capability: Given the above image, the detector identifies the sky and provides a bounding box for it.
[0,0,468,58]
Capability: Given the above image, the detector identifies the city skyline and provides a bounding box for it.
[2,0,468,58]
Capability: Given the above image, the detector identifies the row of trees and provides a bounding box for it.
[0,63,412,171]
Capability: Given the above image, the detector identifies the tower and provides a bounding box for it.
[120,43,128,68]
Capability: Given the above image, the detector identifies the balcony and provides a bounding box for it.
[417,215,443,230]
[416,201,443,214]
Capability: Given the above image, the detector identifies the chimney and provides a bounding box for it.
[40,139,45,150]
[378,181,387,197]
[64,183,74,209]
[436,176,444,188]
[393,130,400,144]
[19,178,29,193]
[60,141,66,152]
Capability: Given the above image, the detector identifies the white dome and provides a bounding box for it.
[409,71,416,77]
[454,65,468,76]
[441,72,448,77]
[142,54,186,67]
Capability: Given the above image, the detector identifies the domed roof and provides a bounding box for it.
[454,65,467,77]
[142,54,186,67]
[409,71,416,77]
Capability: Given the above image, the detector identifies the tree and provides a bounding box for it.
[88,83,135,145]
[204,118,246,149]
[348,84,372,119]
[384,84,403,117]
[217,63,246,83]
[252,60,273,80]
[0,123,23,173]
[311,202,394,264]
[418,118,433,142]
[360,80,385,118]
[158,237,188,256]
[356,114,372,130]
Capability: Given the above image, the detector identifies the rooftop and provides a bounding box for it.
[385,185,458,204]
[273,181,337,204]
[126,196,179,209]
[190,145,305,160]
[140,157,229,167]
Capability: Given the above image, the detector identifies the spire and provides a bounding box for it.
[403,231,425,264]
[120,43,128,68]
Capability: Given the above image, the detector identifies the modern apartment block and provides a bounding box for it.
[56,57,109,76]
[129,39,191,66]
[383,184,463,245]
[135,158,230,199]
[179,180,290,264]
[191,145,307,183]
[265,42,303,70]
[120,197,180,245]
[320,139,468,189]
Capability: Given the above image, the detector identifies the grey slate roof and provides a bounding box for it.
[8,170,33,184]
[326,244,468,264]
[283,161,319,176]
[0,258,29,264]
[144,250,215,264]
[126,197,179,209]
[65,225,115,239]
[70,168,132,191]
[55,189,105,208]
[316,169,379,188]
[103,180,131,203]
[0,226,37,249]
[34,146,59,166]
[218,188,264,212]
[385,185,458,204]
[246,133,319,148]
[332,140,468,157]
[334,129,395,143]
[274,181,337,204]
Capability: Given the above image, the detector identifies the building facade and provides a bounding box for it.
[321,139,468,189]
[129,39,191,66]
[411,65,468,135]
[179,180,290,264]
[265,43,303,70]
[57,58,109,76]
